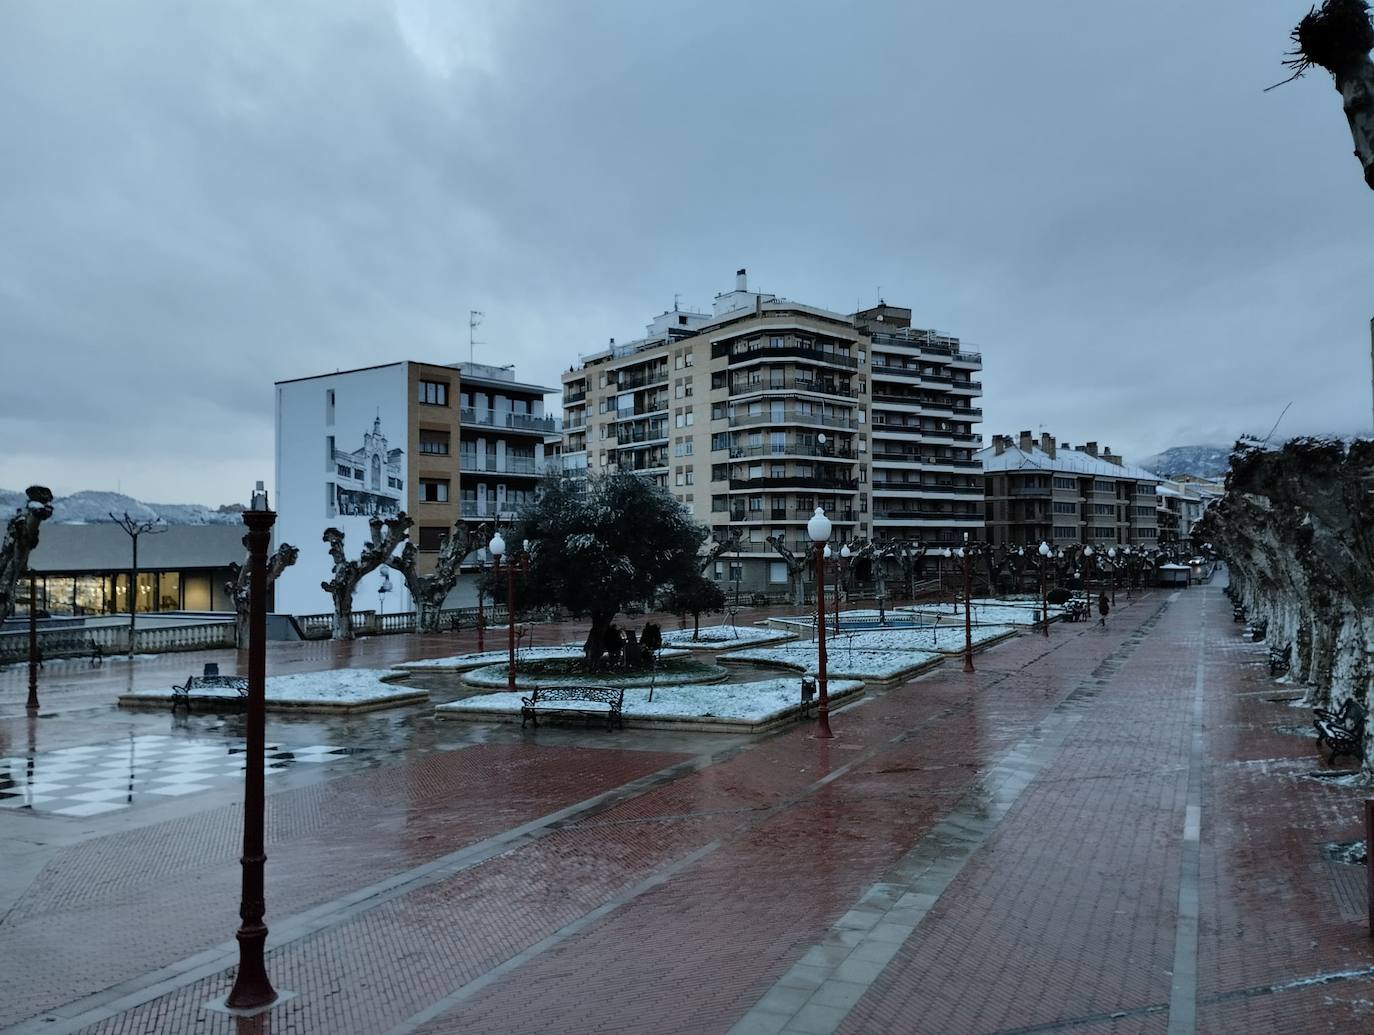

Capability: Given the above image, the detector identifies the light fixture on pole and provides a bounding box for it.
[959,542,975,673]
[1082,544,1094,618]
[942,547,955,613]
[489,531,516,692]
[838,543,851,635]
[806,507,834,739]
[1038,541,1052,637]
[1107,546,1117,606]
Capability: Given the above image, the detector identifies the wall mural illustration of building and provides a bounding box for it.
[333,416,404,517]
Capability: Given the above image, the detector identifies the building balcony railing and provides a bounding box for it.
[729,376,857,399]
[562,389,587,404]
[871,482,983,495]
[869,333,982,365]
[728,344,859,369]
[460,501,519,519]
[459,455,541,476]
[872,509,983,521]
[728,410,853,430]
[728,510,857,525]
[727,442,856,461]
[871,396,983,420]
[728,475,858,491]
[1008,486,1052,497]
[611,399,669,420]
[615,425,669,445]
[872,427,983,445]
[460,408,560,434]
[870,452,982,468]
[613,368,669,391]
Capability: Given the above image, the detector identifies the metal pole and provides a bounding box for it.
[27,572,39,712]
[814,544,832,738]
[1041,562,1049,638]
[505,559,516,693]
[226,503,278,1011]
[963,550,975,673]
[832,560,840,636]
[128,533,138,657]
[1366,798,1374,938]
[476,569,485,652]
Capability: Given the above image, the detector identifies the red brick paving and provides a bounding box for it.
[4,586,1374,1034]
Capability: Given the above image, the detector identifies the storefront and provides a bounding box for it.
[21,524,248,616]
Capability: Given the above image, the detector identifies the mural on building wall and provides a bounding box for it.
[334,417,405,517]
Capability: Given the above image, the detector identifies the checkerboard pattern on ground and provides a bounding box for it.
[0,735,355,817]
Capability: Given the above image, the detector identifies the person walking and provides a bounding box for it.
[1097,591,1110,628]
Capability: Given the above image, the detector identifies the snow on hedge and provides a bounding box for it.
[660,625,795,648]
[397,645,690,671]
[122,669,425,706]
[436,677,865,724]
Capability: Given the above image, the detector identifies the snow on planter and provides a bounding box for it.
[659,625,796,648]
[119,669,429,714]
[396,645,690,671]
[434,677,866,731]
[727,624,1016,679]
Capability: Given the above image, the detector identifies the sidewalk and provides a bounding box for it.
[2,585,1371,1034]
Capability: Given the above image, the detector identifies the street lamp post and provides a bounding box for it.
[960,537,975,674]
[27,572,39,712]
[1107,547,1118,606]
[807,507,834,739]
[824,545,838,636]
[1082,545,1095,619]
[1038,541,1052,637]
[489,532,518,693]
[838,544,851,634]
[226,482,278,1012]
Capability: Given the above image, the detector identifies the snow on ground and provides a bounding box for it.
[121,669,426,707]
[901,602,1061,627]
[660,625,795,648]
[397,646,690,670]
[436,677,865,725]
[727,624,1015,679]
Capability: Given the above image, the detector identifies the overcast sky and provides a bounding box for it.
[2,0,1371,504]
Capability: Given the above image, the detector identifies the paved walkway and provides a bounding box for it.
[2,584,1371,1033]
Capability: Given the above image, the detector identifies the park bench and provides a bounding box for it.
[171,666,249,712]
[520,686,624,731]
[1233,606,1247,623]
[1064,600,1090,623]
[1314,699,1366,761]
[1269,643,1292,677]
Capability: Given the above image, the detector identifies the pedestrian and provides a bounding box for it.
[1097,591,1110,628]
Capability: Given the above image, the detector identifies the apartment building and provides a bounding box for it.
[274,360,558,616]
[562,271,985,593]
[978,432,1160,549]
[1155,477,1223,548]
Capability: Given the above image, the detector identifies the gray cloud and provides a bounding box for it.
[2,0,1370,502]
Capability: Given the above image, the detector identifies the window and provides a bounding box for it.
[1053,501,1077,514]
[685,411,694,426]
[419,478,449,503]
[685,352,694,366]
[1053,477,1076,490]
[770,336,784,348]
[325,481,336,517]
[353,468,364,480]
[326,389,335,425]
[337,464,351,478]
[417,526,447,552]
[748,496,764,512]
[685,470,694,485]
[326,435,335,468]
[419,430,450,455]
[1052,526,1076,539]
[419,380,449,406]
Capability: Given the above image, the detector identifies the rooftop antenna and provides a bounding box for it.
[674,293,681,312]
[469,310,485,363]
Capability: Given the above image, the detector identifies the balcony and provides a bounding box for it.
[611,397,669,420]
[872,509,984,522]
[870,334,982,365]
[728,509,857,525]
[729,375,857,399]
[728,344,859,369]
[727,441,856,461]
[1009,485,1052,497]
[727,475,858,491]
[728,410,853,430]
[871,482,983,495]
[613,367,669,391]
[459,455,543,477]
[615,425,669,446]
[460,408,560,435]
[871,452,982,468]
[562,388,587,404]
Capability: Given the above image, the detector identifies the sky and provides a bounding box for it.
[2,0,1371,505]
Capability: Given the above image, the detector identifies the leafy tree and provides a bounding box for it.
[514,472,707,666]
[662,574,726,640]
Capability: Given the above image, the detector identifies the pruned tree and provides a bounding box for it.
[320,513,412,639]
[226,541,299,648]
[513,472,706,666]
[699,529,742,574]
[765,534,809,607]
[897,539,926,598]
[387,519,486,632]
[0,486,54,622]
[662,573,727,640]
[1272,0,1374,190]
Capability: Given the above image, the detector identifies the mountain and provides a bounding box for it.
[0,489,242,525]
[1138,445,1230,481]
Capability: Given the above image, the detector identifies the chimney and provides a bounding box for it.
[1018,430,1033,452]
[736,268,748,292]
[1040,432,1056,459]
[1102,446,1121,466]
[1084,441,1098,457]
[993,435,1006,455]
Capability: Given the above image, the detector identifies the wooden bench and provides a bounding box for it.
[1268,644,1292,677]
[171,673,249,712]
[1315,699,1366,761]
[1246,620,1268,643]
[520,686,624,731]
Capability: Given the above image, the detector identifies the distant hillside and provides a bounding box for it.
[0,489,243,525]
[1138,445,1230,481]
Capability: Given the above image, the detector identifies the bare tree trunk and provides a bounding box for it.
[321,515,411,640]
[583,609,612,667]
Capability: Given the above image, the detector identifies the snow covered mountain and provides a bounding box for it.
[1138,445,1230,481]
[0,489,243,525]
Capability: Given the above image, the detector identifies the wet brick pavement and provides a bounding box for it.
[2,586,1373,1033]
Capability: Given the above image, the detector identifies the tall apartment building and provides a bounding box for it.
[978,432,1160,549]
[274,360,558,616]
[1155,477,1223,548]
[561,271,984,593]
